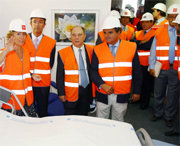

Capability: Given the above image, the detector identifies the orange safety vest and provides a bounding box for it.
[122,25,135,40]
[152,18,168,30]
[58,44,93,102]
[24,34,56,87]
[0,47,34,110]
[156,24,178,70]
[94,40,136,94]
[98,30,127,42]
[136,29,156,66]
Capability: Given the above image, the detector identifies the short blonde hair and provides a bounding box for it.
[6,31,14,41]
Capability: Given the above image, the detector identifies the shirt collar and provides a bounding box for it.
[145,28,152,33]
[31,33,43,42]
[157,17,166,24]
[168,25,176,31]
[109,40,120,48]
[73,44,84,51]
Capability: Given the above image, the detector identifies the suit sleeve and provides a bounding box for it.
[137,37,154,51]
[132,50,142,94]
[95,35,103,45]
[90,50,105,87]
[50,44,56,68]
[56,53,65,96]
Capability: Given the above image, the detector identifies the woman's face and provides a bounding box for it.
[13,32,27,46]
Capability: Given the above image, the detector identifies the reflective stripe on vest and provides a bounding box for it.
[99,62,132,68]
[102,75,132,81]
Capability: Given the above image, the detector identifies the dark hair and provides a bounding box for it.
[157,9,166,17]
[114,27,121,33]
[30,18,46,24]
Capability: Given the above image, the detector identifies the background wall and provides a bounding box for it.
[0,0,111,85]
[0,0,111,49]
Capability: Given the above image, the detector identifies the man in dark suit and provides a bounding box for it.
[56,26,93,115]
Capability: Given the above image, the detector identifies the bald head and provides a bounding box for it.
[71,25,86,48]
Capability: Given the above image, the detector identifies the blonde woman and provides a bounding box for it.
[0,19,37,117]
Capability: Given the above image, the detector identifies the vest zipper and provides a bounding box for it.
[113,57,115,90]
[32,48,37,86]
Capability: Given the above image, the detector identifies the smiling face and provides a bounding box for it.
[30,18,46,37]
[71,26,86,48]
[141,21,154,30]
[103,28,120,45]
[13,31,27,46]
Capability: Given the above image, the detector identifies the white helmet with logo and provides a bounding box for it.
[167,4,180,14]
[9,18,27,32]
[173,14,180,24]
[102,16,121,29]
[152,3,166,13]
[121,9,131,17]
[141,12,154,21]
[30,9,46,19]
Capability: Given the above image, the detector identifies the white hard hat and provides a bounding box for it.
[130,11,135,18]
[173,14,180,24]
[109,10,121,19]
[102,16,121,29]
[152,3,166,13]
[129,7,135,14]
[121,9,131,17]
[167,4,180,14]
[9,18,27,32]
[141,12,154,21]
[125,4,132,10]
[30,9,46,19]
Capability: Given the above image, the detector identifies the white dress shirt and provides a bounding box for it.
[72,45,89,85]
[31,33,43,49]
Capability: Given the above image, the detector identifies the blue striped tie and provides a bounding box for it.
[169,28,176,64]
[79,49,89,88]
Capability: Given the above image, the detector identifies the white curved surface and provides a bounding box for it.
[0,109,141,146]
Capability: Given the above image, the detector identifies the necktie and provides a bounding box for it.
[34,38,38,49]
[79,49,89,88]
[169,28,176,64]
[110,45,116,57]
[144,31,147,35]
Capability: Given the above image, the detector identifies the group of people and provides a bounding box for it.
[0,3,180,135]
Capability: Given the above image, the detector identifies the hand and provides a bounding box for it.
[132,94,140,102]
[5,36,15,53]
[101,83,114,95]
[32,74,42,81]
[149,69,155,77]
[59,95,66,102]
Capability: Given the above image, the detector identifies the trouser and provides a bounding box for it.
[33,86,50,117]
[63,86,90,115]
[140,65,154,107]
[153,66,179,120]
[96,94,128,122]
